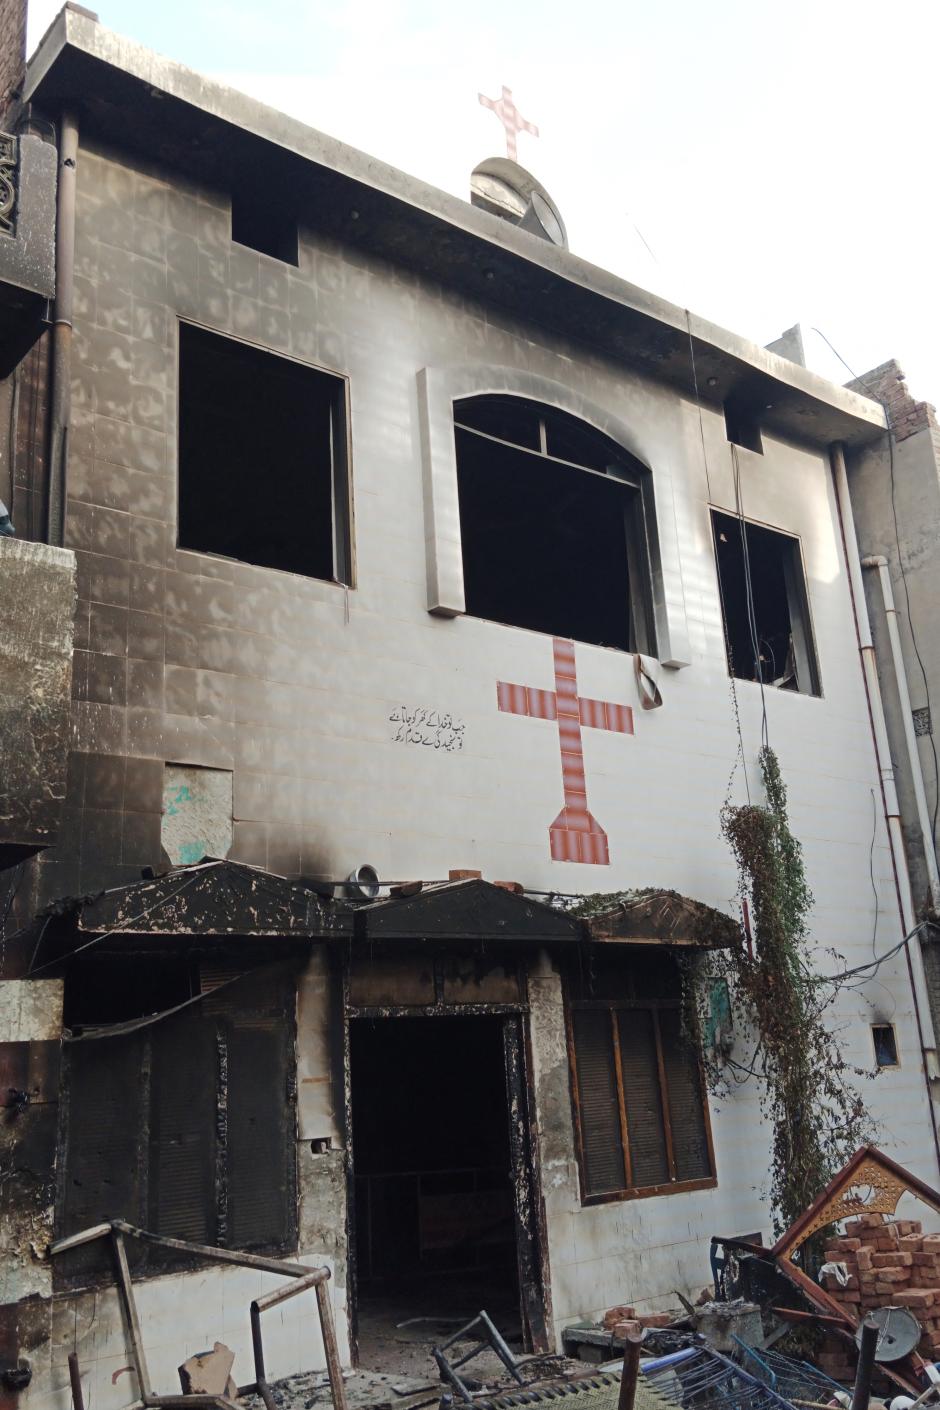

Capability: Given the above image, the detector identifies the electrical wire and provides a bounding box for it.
[686,317,751,804]
[731,442,770,751]
[686,310,713,504]
[868,787,880,959]
[810,920,928,988]
[26,872,202,977]
[812,327,940,876]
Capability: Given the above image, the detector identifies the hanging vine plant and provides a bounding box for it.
[709,745,874,1234]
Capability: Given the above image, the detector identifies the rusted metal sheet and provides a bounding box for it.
[76,860,334,937]
[354,877,581,943]
[582,890,740,949]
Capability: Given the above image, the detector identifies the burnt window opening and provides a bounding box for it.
[566,950,715,1203]
[712,509,820,696]
[724,397,764,455]
[454,394,658,654]
[873,1023,899,1068]
[231,186,298,265]
[57,957,297,1284]
[178,323,350,583]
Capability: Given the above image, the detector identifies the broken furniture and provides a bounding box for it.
[713,1146,940,1396]
[433,1311,525,1404]
[640,1344,803,1410]
[52,1219,347,1410]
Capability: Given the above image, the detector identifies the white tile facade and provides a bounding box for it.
[23,133,938,1401]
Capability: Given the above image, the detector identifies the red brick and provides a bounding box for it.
[602,1304,636,1329]
[900,1235,924,1252]
[828,1237,862,1252]
[896,1290,933,1308]
[856,1249,874,1270]
[873,1252,913,1268]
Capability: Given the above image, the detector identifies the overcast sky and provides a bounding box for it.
[27,0,940,403]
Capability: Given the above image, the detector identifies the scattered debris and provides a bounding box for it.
[691,1299,763,1352]
[179,1343,238,1401]
[432,1311,524,1404]
[49,1220,347,1410]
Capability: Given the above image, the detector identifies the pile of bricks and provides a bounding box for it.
[817,1214,940,1379]
[603,1305,677,1335]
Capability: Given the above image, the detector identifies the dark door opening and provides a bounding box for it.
[350,1015,525,1367]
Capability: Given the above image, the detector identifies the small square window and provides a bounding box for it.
[177,323,351,583]
[872,1023,899,1068]
[712,509,820,696]
[724,397,763,455]
[231,187,298,265]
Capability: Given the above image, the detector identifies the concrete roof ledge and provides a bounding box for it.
[24,6,888,449]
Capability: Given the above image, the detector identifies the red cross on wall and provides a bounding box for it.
[497,637,634,865]
[478,86,539,162]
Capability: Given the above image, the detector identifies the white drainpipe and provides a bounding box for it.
[862,554,940,914]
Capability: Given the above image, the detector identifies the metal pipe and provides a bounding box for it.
[831,443,940,1164]
[46,109,77,546]
[68,1352,85,1410]
[617,1327,644,1410]
[252,1268,329,1312]
[110,1228,152,1401]
[110,1220,313,1276]
[862,553,940,912]
[316,1278,349,1410]
[250,1302,266,1385]
[851,1318,879,1410]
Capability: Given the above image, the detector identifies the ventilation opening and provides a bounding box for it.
[872,1023,899,1068]
[723,397,763,455]
[178,323,350,582]
[712,509,820,696]
[454,395,656,654]
[350,1015,521,1362]
[231,186,298,264]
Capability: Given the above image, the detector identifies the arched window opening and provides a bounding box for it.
[453,394,658,654]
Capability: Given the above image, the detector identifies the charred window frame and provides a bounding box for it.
[712,509,820,697]
[565,949,715,1205]
[453,395,658,655]
[177,322,352,585]
[872,1023,900,1069]
[55,957,298,1285]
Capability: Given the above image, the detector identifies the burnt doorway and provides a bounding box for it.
[350,1014,536,1368]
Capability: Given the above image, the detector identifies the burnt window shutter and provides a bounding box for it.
[571,1008,626,1197]
[659,1009,712,1181]
[59,1034,146,1277]
[225,1016,294,1248]
[203,967,296,1252]
[149,1012,217,1245]
[618,1008,669,1188]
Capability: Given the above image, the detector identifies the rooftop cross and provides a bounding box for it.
[478,86,539,162]
[497,637,634,865]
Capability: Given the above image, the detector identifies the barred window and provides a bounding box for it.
[567,953,715,1203]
